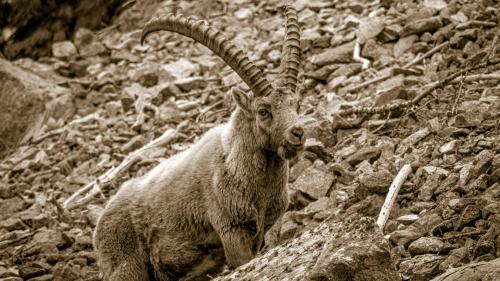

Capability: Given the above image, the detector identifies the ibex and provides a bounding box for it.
[93,5,303,281]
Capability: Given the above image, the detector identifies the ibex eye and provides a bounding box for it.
[258,109,269,117]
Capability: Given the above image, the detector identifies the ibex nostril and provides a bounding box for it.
[291,126,304,139]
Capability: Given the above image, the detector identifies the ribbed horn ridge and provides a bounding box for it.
[141,14,273,97]
[279,5,301,94]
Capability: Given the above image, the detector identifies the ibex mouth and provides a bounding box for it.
[277,138,304,160]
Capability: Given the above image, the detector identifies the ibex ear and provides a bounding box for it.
[231,86,253,117]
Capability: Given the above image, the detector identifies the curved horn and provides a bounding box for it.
[141,14,273,97]
[279,5,301,94]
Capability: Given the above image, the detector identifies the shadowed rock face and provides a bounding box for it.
[0,58,74,158]
[0,0,122,59]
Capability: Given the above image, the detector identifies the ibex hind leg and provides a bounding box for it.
[150,236,225,281]
[106,256,152,281]
[94,207,152,281]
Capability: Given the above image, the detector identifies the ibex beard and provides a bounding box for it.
[93,5,303,281]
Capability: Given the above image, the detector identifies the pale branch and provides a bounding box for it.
[377,164,412,231]
[353,41,370,69]
[63,128,177,210]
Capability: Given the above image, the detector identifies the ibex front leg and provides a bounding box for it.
[217,221,260,268]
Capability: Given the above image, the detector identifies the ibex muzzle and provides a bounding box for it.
[94,5,303,281]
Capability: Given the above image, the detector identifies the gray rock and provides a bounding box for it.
[52,41,78,58]
[431,257,500,281]
[0,58,73,155]
[290,160,334,199]
[439,140,457,154]
[396,214,419,225]
[424,0,447,10]
[345,146,382,166]
[327,75,347,91]
[359,168,394,194]
[111,49,140,63]
[174,77,208,92]
[330,63,362,77]
[307,217,399,281]
[418,172,442,201]
[389,226,422,247]
[379,24,402,42]
[408,237,445,255]
[400,16,443,37]
[394,35,419,57]
[311,41,355,67]
[290,157,313,182]
[399,254,443,281]
[215,215,398,281]
[162,58,199,79]
[0,217,26,231]
[74,28,107,57]
[18,261,49,280]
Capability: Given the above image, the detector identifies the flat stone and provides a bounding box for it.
[408,237,445,255]
[0,217,26,231]
[0,197,26,220]
[399,254,443,280]
[327,75,347,91]
[396,214,419,225]
[439,140,457,154]
[396,127,431,154]
[379,24,402,42]
[300,197,333,215]
[424,0,447,10]
[432,257,500,281]
[111,49,140,63]
[400,16,443,37]
[19,262,49,279]
[162,58,199,79]
[331,63,362,77]
[389,226,422,247]
[438,245,468,271]
[394,35,419,57]
[174,76,208,92]
[359,168,393,194]
[52,41,78,58]
[345,146,382,166]
[290,157,313,182]
[448,113,483,128]
[418,173,442,201]
[311,41,355,67]
[290,160,334,199]
[376,74,405,92]
[234,8,252,20]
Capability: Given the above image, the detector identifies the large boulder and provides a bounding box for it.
[0,58,74,158]
[215,214,399,281]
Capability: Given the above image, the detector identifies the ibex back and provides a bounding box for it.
[93,6,303,281]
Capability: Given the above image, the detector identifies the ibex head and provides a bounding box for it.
[141,6,303,159]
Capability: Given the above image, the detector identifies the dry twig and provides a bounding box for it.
[63,128,177,210]
[339,59,500,116]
